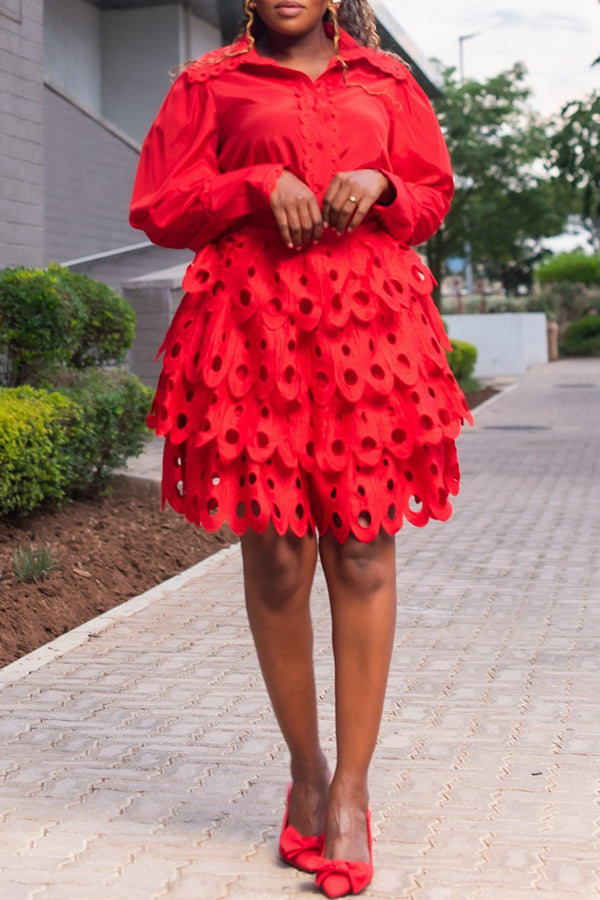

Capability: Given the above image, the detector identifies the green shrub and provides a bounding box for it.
[0,373,152,516]
[536,252,600,288]
[560,315,600,357]
[52,267,136,369]
[0,265,137,386]
[55,369,153,492]
[0,268,74,386]
[0,386,77,516]
[447,339,478,382]
[527,282,600,325]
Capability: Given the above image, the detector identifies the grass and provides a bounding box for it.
[13,545,59,583]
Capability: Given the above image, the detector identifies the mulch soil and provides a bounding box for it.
[0,387,497,669]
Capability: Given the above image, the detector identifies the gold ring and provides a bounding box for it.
[348,195,358,204]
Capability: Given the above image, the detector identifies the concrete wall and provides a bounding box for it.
[101,7,220,145]
[0,0,45,268]
[44,0,102,114]
[189,11,220,60]
[101,6,181,145]
[123,263,187,386]
[67,243,191,296]
[445,313,549,378]
[44,84,143,264]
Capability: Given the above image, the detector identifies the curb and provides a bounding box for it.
[0,543,241,687]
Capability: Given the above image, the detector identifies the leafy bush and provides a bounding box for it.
[52,267,136,369]
[0,265,136,386]
[0,266,150,518]
[55,369,153,492]
[527,282,600,325]
[0,268,74,386]
[0,373,152,516]
[536,252,600,288]
[560,315,600,357]
[447,339,478,382]
[0,386,77,516]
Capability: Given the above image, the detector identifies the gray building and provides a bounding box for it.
[1,0,443,382]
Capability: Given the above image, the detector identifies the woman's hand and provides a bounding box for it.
[322,169,391,235]
[270,170,324,249]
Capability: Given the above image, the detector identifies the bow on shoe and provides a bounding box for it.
[279,824,325,871]
[315,857,373,897]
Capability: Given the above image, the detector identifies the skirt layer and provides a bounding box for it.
[148,225,473,542]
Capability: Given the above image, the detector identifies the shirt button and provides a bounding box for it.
[316,141,324,150]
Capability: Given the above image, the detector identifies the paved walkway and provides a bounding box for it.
[1,359,599,899]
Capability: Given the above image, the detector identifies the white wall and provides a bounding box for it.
[445,313,549,378]
[44,0,102,113]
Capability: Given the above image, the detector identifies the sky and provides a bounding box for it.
[386,0,599,118]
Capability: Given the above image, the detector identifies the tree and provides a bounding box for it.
[548,91,600,250]
[425,64,571,307]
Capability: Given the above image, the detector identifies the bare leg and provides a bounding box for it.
[318,529,397,861]
[241,524,330,835]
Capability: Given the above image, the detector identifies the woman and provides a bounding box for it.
[130,1,472,895]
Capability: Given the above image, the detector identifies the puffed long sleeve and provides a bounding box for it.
[130,71,284,250]
[375,74,453,246]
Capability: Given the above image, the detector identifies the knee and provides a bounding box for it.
[321,532,395,596]
[242,528,315,608]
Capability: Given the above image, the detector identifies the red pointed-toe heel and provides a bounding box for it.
[315,809,373,898]
[279,785,325,874]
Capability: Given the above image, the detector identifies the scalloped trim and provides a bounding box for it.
[183,32,410,86]
[185,40,250,83]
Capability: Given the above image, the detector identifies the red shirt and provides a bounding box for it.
[130,28,453,256]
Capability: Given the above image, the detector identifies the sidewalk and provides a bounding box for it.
[1,358,599,899]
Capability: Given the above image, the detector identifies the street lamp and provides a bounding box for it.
[458,32,482,84]
[457,32,482,301]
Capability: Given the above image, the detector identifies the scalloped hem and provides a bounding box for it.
[159,432,461,545]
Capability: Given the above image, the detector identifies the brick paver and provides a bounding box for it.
[1,359,599,899]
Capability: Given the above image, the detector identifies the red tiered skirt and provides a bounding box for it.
[147,223,473,543]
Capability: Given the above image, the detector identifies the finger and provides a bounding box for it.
[346,199,371,232]
[273,209,295,249]
[298,202,316,247]
[322,176,343,228]
[307,197,324,243]
[333,193,360,234]
[287,209,304,249]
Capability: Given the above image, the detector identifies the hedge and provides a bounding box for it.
[560,315,600,357]
[0,372,152,517]
[0,386,77,516]
[0,264,136,386]
[536,252,600,288]
[0,268,72,386]
[447,339,477,382]
[56,369,153,492]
